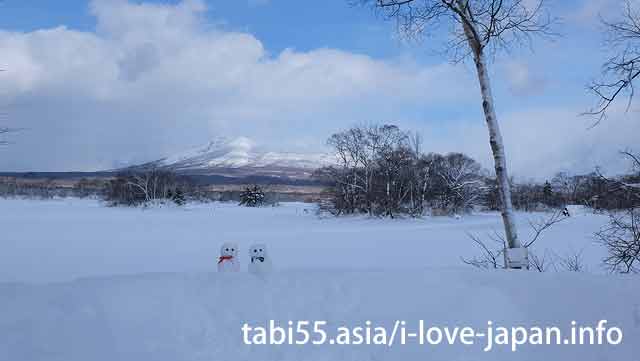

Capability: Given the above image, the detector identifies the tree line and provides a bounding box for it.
[314,124,640,218]
[0,171,286,207]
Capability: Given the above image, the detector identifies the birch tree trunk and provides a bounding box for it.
[471,52,521,249]
[457,0,521,250]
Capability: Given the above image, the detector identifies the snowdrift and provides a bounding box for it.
[0,270,638,361]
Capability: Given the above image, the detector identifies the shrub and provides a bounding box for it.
[239,185,265,207]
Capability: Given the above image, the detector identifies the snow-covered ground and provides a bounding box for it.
[0,199,638,361]
[0,199,610,282]
[2,270,638,361]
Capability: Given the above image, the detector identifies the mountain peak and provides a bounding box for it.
[143,137,334,179]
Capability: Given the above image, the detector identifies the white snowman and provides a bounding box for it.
[217,242,240,272]
[248,243,273,275]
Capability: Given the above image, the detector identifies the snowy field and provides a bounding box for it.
[0,198,638,361]
[0,199,614,282]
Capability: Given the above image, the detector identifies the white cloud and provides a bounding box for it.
[0,0,636,181]
[568,0,639,26]
[416,103,640,180]
[504,61,547,96]
[0,0,473,171]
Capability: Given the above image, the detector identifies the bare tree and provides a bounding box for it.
[463,209,568,270]
[529,248,557,272]
[363,0,554,266]
[126,172,157,203]
[319,124,491,217]
[622,150,640,170]
[462,230,506,269]
[586,5,640,272]
[589,151,640,273]
[619,150,640,192]
[523,209,568,248]
[587,0,640,122]
[105,169,187,206]
[596,207,640,274]
[322,124,416,216]
[437,152,483,212]
[594,151,640,206]
[551,172,586,204]
[556,249,585,272]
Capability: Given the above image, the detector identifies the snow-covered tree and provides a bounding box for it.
[318,125,486,217]
[434,152,483,213]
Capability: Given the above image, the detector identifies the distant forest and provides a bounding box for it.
[1,124,638,217]
[314,125,639,217]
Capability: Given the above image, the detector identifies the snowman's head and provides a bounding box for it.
[249,243,268,263]
[220,242,238,258]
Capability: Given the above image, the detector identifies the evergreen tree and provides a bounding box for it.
[542,181,554,206]
[239,185,265,207]
[172,188,186,206]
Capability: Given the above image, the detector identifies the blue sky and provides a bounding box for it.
[0,1,401,56]
[0,0,637,178]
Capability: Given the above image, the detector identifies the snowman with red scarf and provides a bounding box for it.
[217,242,240,272]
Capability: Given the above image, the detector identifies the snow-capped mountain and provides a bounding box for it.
[131,137,334,179]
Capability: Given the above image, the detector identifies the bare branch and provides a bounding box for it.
[595,208,640,273]
[464,208,567,270]
[586,0,640,123]
[462,231,506,269]
[621,150,640,170]
[523,209,569,248]
[594,153,640,200]
[557,249,585,272]
[529,248,557,272]
[359,0,556,259]
[364,0,555,61]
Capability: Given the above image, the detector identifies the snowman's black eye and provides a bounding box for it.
[259,249,263,252]
[253,249,257,252]
[225,248,229,251]
[231,248,234,251]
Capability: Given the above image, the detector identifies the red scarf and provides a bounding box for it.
[218,255,233,264]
